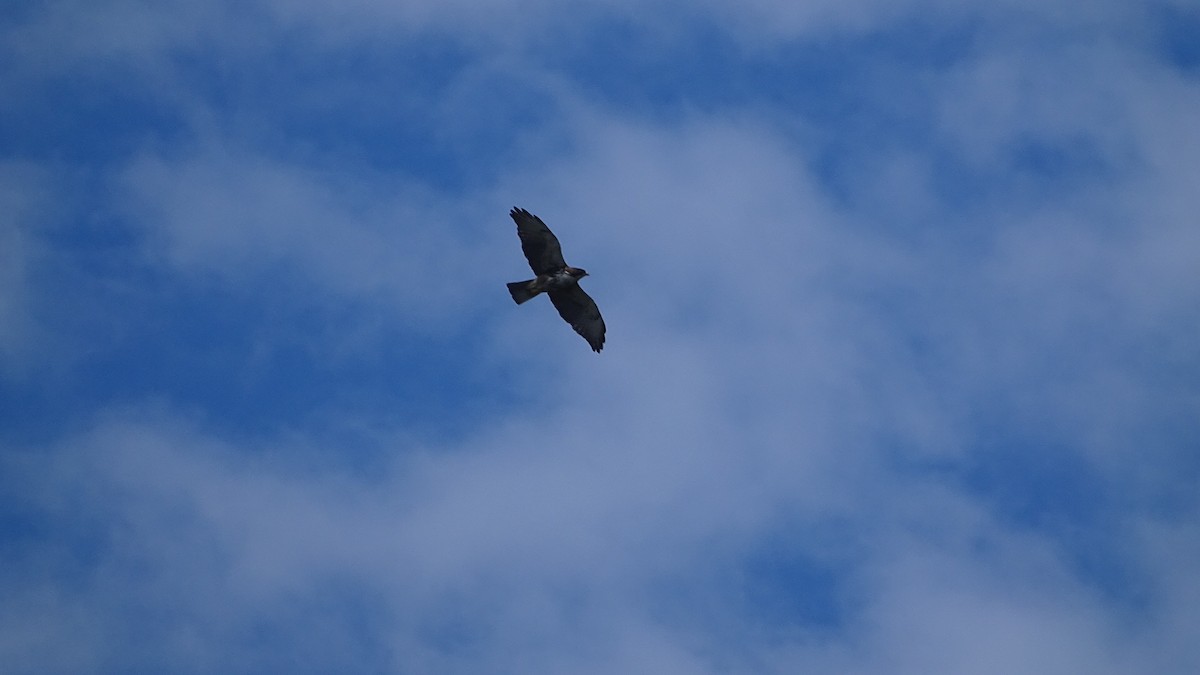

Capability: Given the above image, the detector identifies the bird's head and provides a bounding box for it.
[568,267,588,279]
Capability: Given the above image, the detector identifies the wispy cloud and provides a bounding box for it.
[2,1,1198,673]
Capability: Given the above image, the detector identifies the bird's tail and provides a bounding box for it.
[507,279,540,305]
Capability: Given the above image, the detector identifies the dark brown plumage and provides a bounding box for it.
[506,207,606,353]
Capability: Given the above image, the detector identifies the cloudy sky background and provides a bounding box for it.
[3,1,1199,672]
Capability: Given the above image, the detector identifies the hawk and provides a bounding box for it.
[506,207,606,353]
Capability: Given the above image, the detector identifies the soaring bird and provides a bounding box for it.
[506,207,606,353]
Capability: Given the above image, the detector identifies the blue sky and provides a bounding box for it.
[2,1,1199,672]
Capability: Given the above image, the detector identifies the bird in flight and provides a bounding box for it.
[506,207,606,353]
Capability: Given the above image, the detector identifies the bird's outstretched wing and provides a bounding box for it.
[548,285,606,353]
[511,207,566,276]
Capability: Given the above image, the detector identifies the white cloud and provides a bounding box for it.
[3,0,1199,673]
[118,144,509,330]
[5,389,1194,672]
